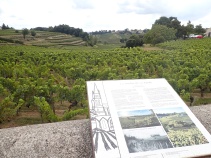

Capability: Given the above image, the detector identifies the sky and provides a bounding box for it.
[153,107,185,114]
[124,126,167,139]
[118,109,153,117]
[0,0,211,32]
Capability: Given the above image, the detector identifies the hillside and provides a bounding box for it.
[0,29,148,49]
[0,29,134,49]
[94,32,132,44]
[0,29,86,48]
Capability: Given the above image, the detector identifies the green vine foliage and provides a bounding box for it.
[0,38,211,124]
[34,97,58,123]
[62,108,89,120]
[0,96,16,122]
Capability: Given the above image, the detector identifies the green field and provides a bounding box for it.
[95,32,132,44]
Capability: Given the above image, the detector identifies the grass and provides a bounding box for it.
[188,92,211,106]
[193,98,211,106]
[159,113,191,125]
[95,32,132,44]
[13,118,42,126]
[0,29,20,36]
[0,111,42,129]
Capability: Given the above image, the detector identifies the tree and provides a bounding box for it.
[2,23,10,29]
[154,16,182,38]
[169,17,182,38]
[154,16,171,26]
[169,17,181,29]
[186,21,194,35]
[31,30,36,36]
[87,35,97,46]
[120,38,127,43]
[22,28,29,39]
[177,25,188,39]
[126,34,144,48]
[81,32,89,41]
[143,29,149,33]
[2,23,7,29]
[194,24,205,35]
[144,24,176,45]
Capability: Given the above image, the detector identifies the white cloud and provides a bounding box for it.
[117,0,167,14]
[72,0,94,9]
[0,0,210,32]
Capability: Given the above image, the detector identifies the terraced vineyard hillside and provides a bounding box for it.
[0,29,86,48]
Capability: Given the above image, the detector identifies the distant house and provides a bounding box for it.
[130,29,143,34]
[0,26,2,30]
[137,30,143,34]
[205,28,211,37]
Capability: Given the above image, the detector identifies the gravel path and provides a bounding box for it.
[189,104,211,134]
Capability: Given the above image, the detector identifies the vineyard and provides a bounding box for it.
[0,29,86,48]
[156,108,209,147]
[167,128,208,147]
[0,38,211,128]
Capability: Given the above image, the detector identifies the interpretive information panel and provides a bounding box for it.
[86,78,211,158]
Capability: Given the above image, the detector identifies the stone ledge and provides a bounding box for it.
[0,105,210,158]
[0,120,93,158]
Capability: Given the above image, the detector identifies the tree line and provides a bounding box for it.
[124,16,207,47]
[1,16,208,47]
[1,23,12,29]
[1,23,97,46]
[33,25,97,46]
